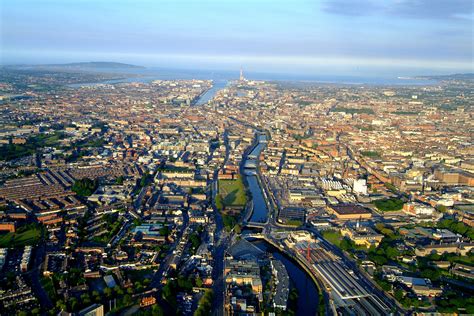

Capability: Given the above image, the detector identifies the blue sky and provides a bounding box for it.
[1,0,473,75]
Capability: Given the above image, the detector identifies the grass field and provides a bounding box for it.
[218,178,247,207]
[322,230,343,247]
[0,224,43,248]
[374,198,404,212]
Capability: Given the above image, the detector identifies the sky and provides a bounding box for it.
[1,0,473,76]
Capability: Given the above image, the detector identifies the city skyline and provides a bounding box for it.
[1,1,474,315]
[1,0,473,75]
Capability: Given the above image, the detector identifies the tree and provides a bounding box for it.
[340,238,355,251]
[72,178,98,196]
[135,281,143,292]
[385,246,400,258]
[56,299,66,311]
[195,276,203,287]
[114,285,124,296]
[81,293,91,305]
[104,287,113,298]
[189,233,201,251]
[394,289,404,301]
[122,294,133,306]
[370,254,388,266]
[455,222,468,235]
[177,276,193,291]
[139,172,152,187]
[234,224,241,234]
[421,268,440,281]
[116,176,125,185]
[215,194,223,210]
[159,225,170,237]
[375,223,385,231]
[151,304,164,316]
[194,290,213,316]
[70,297,79,311]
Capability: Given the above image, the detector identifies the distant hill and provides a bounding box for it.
[41,61,145,69]
[417,73,474,80]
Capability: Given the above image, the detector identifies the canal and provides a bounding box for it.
[251,240,320,315]
[245,133,270,223]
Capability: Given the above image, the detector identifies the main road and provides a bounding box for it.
[210,129,230,316]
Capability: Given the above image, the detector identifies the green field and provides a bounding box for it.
[0,224,44,248]
[361,150,381,158]
[374,198,404,212]
[217,178,247,207]
[322,230,343,247]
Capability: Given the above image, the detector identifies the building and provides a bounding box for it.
[432,229,461,243]
[140,296,156,307]
[451,263,474,280]
[0,221,16,233]
[20,246,32,272]
[434,169,474,186]
[271,260,289,310]
[78,304,104,316]
[103,275,117,288]
[415,243,474,256]
[412,285,443,297]
[403,202,435,217]
[328,204,372,220]
[353,179,368,195]
[278,207,305,225]
[340,223,384,247]
[224,259,263,294]
[0,248,7,270]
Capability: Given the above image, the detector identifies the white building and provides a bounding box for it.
[353,179,368,195]
[403,202,435,217]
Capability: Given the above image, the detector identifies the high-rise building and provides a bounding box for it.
[240,67,244,81]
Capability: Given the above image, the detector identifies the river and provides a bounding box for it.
[251,240,320,315]
[194,80,228,105]
[245,133,270,223]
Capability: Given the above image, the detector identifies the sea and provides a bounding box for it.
[67,67,438,87]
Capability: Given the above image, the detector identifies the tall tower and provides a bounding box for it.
[239,67,244,81]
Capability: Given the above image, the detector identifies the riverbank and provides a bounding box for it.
[251,239,324,316]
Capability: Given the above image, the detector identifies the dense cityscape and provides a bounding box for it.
[0,63,472,316]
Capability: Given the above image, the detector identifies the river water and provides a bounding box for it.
[252,240,320,315]
[245,133,270,223]
[194,80,228,105]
